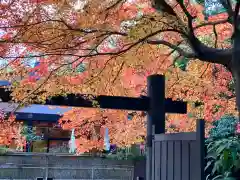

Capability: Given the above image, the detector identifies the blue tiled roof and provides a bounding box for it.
[16,104,72,115]
[0,103,72,122]
[0,80,11,86]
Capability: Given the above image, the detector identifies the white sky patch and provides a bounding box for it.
[0,0,11,5]
[0,59,9,68]
[126,0,136,3]
[100,35,121,51]
[0,30,6,37]
[0,18,9,27]
[107,36,118,49]
[120,20,137,32]
[71,0,88,11]
[22,54,39,68]
[7,45,27,58]
[42,5,58,19]
[171,43,193,59]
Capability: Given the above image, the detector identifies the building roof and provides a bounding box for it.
[0,80,11,87]
[0,103,72,122]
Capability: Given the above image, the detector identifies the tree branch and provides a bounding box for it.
[220,0,234,18]
[104,0,126,12]
[146,39,196,58]
[213,25,218,48]
[0,19,128,37]
[173,0,232,68]
[234,1,240,30]
[194,19,229,29]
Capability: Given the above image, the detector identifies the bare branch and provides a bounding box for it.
[104,0,126,12]
[234,1,240,29]
[194,19,229,29]
[170,0,232,68]
[200,63,211,78]
[176,0,194,20]
[220,0,234,18]
[146,39,196,58]
[0,19,127,37]
[213,25,218,48]
[151,0,177,16]
[111,61,125,83]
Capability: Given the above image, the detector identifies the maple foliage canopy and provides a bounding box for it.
[0,0,238,152]
[0,110,24,149]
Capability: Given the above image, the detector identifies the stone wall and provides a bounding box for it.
[0,153,134,180]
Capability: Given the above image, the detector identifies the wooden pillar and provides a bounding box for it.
[196,119,205,180]
[146,75,165,180]
[147,74,165,134]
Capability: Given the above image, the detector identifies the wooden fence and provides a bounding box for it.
[151,119,205,180]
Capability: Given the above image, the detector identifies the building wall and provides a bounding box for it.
[0,153,134,180]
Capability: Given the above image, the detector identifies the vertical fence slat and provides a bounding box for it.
[174,141,182,180]
[181,141,190,180]
[152,137,155,180]
[190,141,198,180]
[161,141,168,180]
[91,167,94,180]
[154,141,161,180]
[167,141,174,180]
[153,120,205,180]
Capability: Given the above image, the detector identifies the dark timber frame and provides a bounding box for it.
[0,74,206,180]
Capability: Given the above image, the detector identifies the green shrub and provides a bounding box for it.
[206,137,240,180]
[0,146,9,155]
[208,115,238,140]
[206,115,240,180]
[105,145,145,160]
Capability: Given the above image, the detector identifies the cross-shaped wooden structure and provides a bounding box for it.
[0,74,187,180]
[45,75,187,133]
[45,74,187,180]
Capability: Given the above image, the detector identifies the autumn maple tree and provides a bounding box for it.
[0,0,238,152]
[0,109,25,150]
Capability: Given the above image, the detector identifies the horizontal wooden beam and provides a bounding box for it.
[0,89,187,113]
[154,132,196,141]
[46,94,187,113]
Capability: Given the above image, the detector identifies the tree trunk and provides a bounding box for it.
[232,30,240,119]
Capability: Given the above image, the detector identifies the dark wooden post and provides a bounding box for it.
[146,75,165,180]
[196,119,205,180]
[147,74,165,134]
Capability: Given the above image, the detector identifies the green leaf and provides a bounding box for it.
[76,63,86,73]
[231,150,237,161]
[205,160,214,171]
[223,178,236,180]
[187,112,194,118]
[174,57,190,71]
[212,174,223,180]
[212,160,222,174]
[223,150,229,161]
[206,154,217,160]
[209,115,238,139]
[206,174,211,180]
